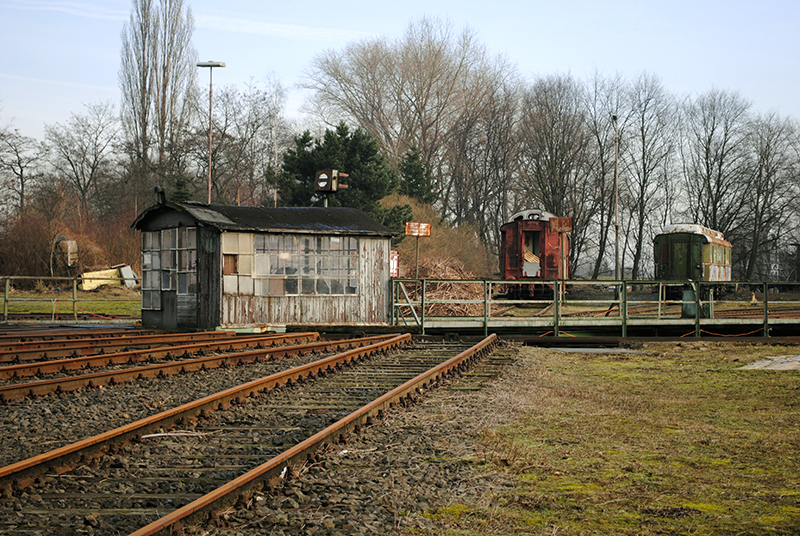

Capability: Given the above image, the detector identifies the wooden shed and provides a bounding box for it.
[132,200,396,331]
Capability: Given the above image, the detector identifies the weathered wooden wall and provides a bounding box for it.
[220,237,391,326]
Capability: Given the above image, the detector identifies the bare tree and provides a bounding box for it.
[441,77,522,259]
[621,72,677,279]
[303,18,509,201]
[0,129,46,215]
[193,78,293,205]
[680,89,752,237]
[741,113,799,280]
[45,102,120,230]
[518,73,594,272]
[119,0,197,198]
[583,71,625,278]
[119,0,154,173]
[153,0,196,167]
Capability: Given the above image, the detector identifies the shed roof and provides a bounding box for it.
[132,201,397,237]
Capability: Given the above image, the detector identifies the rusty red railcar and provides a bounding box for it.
[500,209,570,296]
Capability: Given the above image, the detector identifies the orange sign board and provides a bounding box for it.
[405,222,432,237]
[550,217,573,233]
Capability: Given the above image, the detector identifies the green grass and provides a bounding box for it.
[1,287,141,318]
[406,342,800,535]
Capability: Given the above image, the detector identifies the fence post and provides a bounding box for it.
[420,279,426,336]
[391,280,396,326]
[657,282,663,319]
[763,282,769,337]
[694,282,701,338]
[3,278,8,321]
[483,280,489,337]
[553,280,560,337]
[621,281,628,338]
[72,277,78,321]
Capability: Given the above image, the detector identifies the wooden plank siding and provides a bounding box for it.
[197,226,221,330]
[220,236,391,326]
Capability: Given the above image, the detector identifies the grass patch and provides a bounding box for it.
[0,286,141,318]
[406,342,800,535]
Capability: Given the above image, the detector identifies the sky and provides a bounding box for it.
[1,0,799,140]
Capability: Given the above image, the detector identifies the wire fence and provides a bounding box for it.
[1,276,141,324]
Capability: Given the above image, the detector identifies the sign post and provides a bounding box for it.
[404,222,431,279]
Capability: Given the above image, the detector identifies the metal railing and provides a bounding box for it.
[1,276,141,323]
[391,278,800,337]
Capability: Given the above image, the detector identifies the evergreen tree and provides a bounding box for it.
[278,123,411,240]
[399,146,438,205]
[171,174,192,202]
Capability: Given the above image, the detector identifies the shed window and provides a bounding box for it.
[177,227,197,294]
[240,234,359,296]
[141,231,161,310]
[223,254,238,275]
[141,227,197,310]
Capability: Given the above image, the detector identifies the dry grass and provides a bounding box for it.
[1,285,141,317]
[406,341,800,535]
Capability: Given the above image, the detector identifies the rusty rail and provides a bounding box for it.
[0,329,240,362]
[0,333,412,492]
[130,333,497,536]
[0,333,399,402]
[0,328,159,344]
[0,331,318,380]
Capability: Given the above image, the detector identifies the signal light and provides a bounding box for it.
[314,169,349,192]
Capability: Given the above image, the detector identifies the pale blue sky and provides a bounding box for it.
[1,0,798,139]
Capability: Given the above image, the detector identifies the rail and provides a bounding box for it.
[0,275,140,323]
[391,278,800,337]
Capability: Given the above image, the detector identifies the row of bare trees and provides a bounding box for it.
[0,0,295,276]
[1,10,798,281]
[304,18,800,280]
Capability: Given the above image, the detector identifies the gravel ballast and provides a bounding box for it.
[0,341,530,536]
[191,343,526,536]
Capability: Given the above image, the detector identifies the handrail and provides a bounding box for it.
[390,278,800,337]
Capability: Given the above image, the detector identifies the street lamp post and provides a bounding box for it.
[197,61,225,204]
[612,114,620,282]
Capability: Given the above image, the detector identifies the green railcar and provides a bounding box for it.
[654,224,732,282]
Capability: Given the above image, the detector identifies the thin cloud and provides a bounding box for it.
[0,72,117,93]
[196,14,374,42]
[2,1,128,21]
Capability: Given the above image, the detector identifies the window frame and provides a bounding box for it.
[241,233,360,297]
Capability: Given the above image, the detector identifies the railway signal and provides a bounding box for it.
[314,169,349,192]
[315,169,349,207]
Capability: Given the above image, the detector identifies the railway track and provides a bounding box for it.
[0,327,159,345]
[0,329,241,363]
[713,305,800,319]
[0,334,498,535]
[0,331,320,382]
[0,333,395,401]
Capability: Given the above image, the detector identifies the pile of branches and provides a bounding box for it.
[398,255,485,317]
